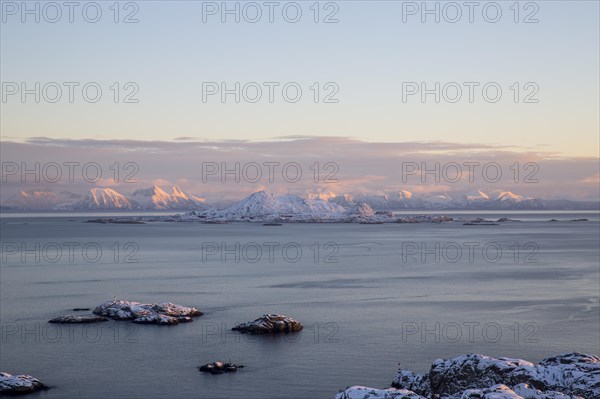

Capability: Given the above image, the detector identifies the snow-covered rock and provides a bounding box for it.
[511,383,583,398]
[232,314,303,334]
[391,353,599,399]
[93,299,202,325]
[335,386,425,399]
[0,372,47,395]
[335,353,597,398]
[334,383,584,399]
[460,383,578,398]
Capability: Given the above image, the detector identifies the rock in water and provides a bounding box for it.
[93,299,202,326]
[0,372,47,395]
[232,314,303,334]
[198,362,244,375]
[49,315,108,324]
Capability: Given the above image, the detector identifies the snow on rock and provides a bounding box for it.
[232,314,303,334]
[511,383,583,398]
[0,372,47,395]
[334,384,583,399]
[390,353,599,399]
[461,384,536,398]
[93,299,202,325]
[335,386,426,399]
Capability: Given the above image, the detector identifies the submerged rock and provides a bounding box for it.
[93,299,202,325]
[86,218,145,224]
[198,362,244,375]
[463,222,499,226]
[49,315,108,324]
[232,314,303,334]
[497,217,521,222]
[397,215,453,224]
[0,372,48,395]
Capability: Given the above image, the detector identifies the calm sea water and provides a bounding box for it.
[1,212,599,398]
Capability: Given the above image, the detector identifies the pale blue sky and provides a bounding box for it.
[1,1,599,156]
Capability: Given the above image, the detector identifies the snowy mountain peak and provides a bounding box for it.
[82,188,137,210]
[129,185,208,210]
[131,185,172,209]
[465,190,490,201]
[171,185,187,199]
[496,191,524,202]
[398,190,413,200]
[205,191,345,220]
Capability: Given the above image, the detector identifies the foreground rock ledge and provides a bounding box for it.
[232,314,303,334]
[93,299,202,325]
[335,353,599,399]
[0,372,48,395]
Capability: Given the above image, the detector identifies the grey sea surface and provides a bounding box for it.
[1,212,598,398]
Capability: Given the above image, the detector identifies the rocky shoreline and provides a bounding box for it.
[336,352,600,399]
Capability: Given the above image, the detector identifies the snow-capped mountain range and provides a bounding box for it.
[2,186,209,211]
[328,190,540,210]
[1,187,597,211]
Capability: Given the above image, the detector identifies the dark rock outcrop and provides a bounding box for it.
[93,299,202,325]
[232,314,303,334]
[198,362,244,375]
[0,372,48,395]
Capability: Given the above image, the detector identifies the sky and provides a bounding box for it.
[1,1,599,200]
